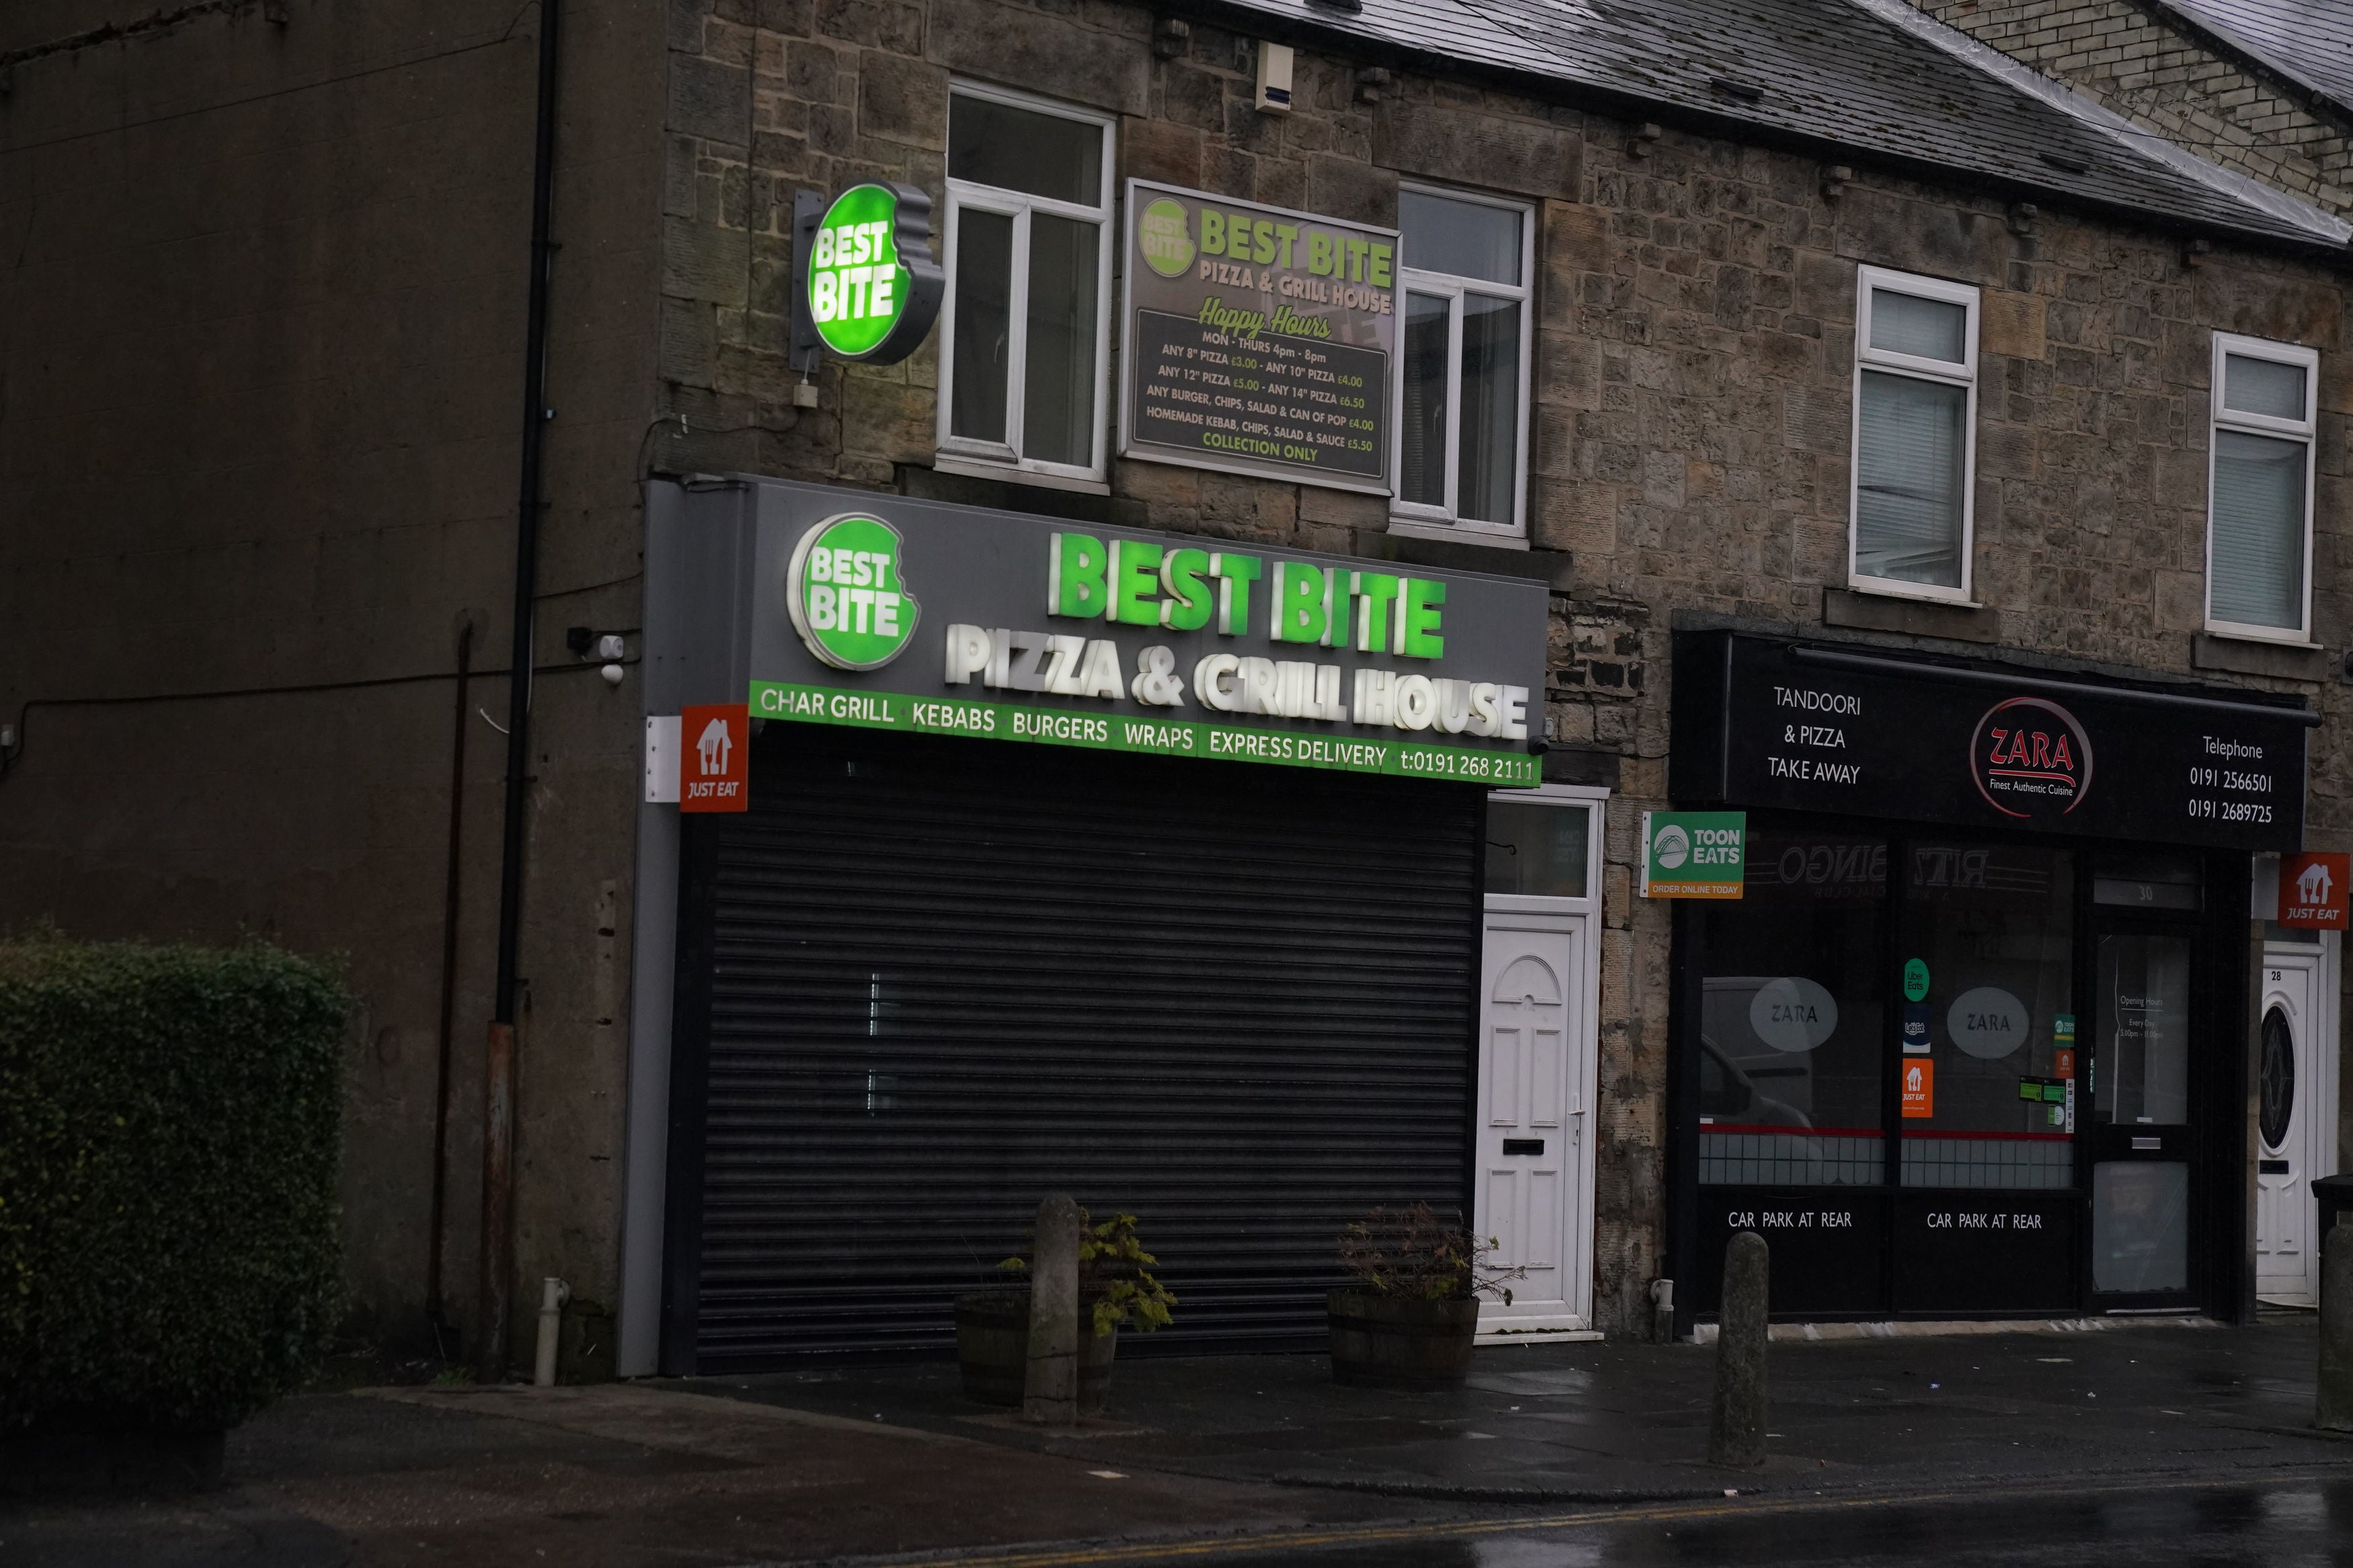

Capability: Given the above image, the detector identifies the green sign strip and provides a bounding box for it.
[752,680,1542,786]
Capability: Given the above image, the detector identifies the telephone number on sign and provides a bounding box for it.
[1400,749,1534,782]
[2189,798,2272,823]
[2194,765,2273,792]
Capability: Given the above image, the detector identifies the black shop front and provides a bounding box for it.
[1667,631,2314,1327]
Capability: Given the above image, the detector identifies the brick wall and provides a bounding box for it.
[1902,0,2353,216]
[662,0,2351,1334]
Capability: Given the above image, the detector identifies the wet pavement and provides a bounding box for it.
[5,1317,2351,1565]
[690,1315,2348,1505]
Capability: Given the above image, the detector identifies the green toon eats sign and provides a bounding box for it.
[1640,811,1747,899]
[796,182,945,364]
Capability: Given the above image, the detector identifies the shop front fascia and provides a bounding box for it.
[1665,630,2316,1332]
[619,477,1553,1374]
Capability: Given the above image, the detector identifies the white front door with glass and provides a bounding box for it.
[2258,947,2330,1305]
[1474,788,1604,1337]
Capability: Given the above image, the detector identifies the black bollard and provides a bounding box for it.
[2321,1221,2353,1431]
[1708,1229,1768,1467]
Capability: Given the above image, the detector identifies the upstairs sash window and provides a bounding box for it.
[937,86,1115,483]
[2206,334,2318,641]
[1851,268,1980,602]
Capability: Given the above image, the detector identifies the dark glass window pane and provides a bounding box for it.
[1399,190,1520,284]
[2096,934,2191,1126]
[1856,370,1967,588]
[1484,803,1588,897]
[949,208,1013,444]
[1898,843,2075,1189]
[1458,294,1519,525]
[2224,352,2306,421]
[2092,1161,2189,1292]
[1869,288,1966,362]
[948,96,1101,205]
[2210,428,2306,629]
[2091,854,2200,911]
[1400,292,1449,507]
[1021,213,1099,466]
[1696,831,1888,1187]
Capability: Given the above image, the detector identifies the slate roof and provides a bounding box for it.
[2157,0,2353,118]
[1207,0,2352,251]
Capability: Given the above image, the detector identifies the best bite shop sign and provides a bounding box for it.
[741,483,1548,785]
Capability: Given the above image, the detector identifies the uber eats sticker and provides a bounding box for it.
[1641,811,1746,899]
[787,513,920,670]
[803,182,945,364]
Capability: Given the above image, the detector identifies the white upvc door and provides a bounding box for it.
[1473,786,1604,1340]
[2258,943,2336,1305]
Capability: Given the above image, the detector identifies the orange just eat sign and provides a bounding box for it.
[2279,852,2349,930]
[1901,1059,1935,1118]
[680,704,750,813]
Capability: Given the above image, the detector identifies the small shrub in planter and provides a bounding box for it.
[1328,1204,1522,1392]
[957,1210,1176,1412]
[0,935,348,1488]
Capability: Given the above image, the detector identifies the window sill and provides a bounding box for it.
[930,453,1111,496]
[1823,586,1997,644]
[2191,630,2327,682]
[1843,577,1979,610]
[2198,624,2317,651]
[1385,518,1530,551]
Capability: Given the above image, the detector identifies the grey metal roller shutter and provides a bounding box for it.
[664,724,1482,1370]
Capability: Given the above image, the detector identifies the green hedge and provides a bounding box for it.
[0,936,348,1432]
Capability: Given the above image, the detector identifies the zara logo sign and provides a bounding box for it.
[1969,696,2093,821]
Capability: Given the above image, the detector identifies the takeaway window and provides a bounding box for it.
[1850,267,1979,602]
[1898,843,2076,1190]
[1694,831,1890,1187]
[1393,186,1533,540]
[936,85,1115,483]
[2206,334,2317,642]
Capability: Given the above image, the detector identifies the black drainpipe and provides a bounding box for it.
[427,618,473,1348]
[479,0,561,1383]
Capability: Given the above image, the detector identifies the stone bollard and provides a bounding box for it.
[2319,1221,2353,1430]
[1023,1195,1083,1426]
[1708,1230,1768,1467]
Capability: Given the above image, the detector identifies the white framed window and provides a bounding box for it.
[1849,266,1980,603]
[1392,185,1534,542]
[2206,333,2319,643]
[936,82,1116,485]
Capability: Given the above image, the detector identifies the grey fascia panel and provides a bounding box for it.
[643,478,758,714]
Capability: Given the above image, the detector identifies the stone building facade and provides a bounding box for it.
[3,0,2347,1360]
[653,0,2352,1331]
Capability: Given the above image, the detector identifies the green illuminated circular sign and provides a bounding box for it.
[786,512,921,670]
[1139,196,1195,278]
[1903,958,1931,1001]
[805,182,944,363]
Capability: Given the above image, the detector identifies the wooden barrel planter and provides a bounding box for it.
[955,1289,1117,1413]
[1327,1290,1481,1391]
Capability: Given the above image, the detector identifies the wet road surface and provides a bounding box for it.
[872,1472,2353,1567]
